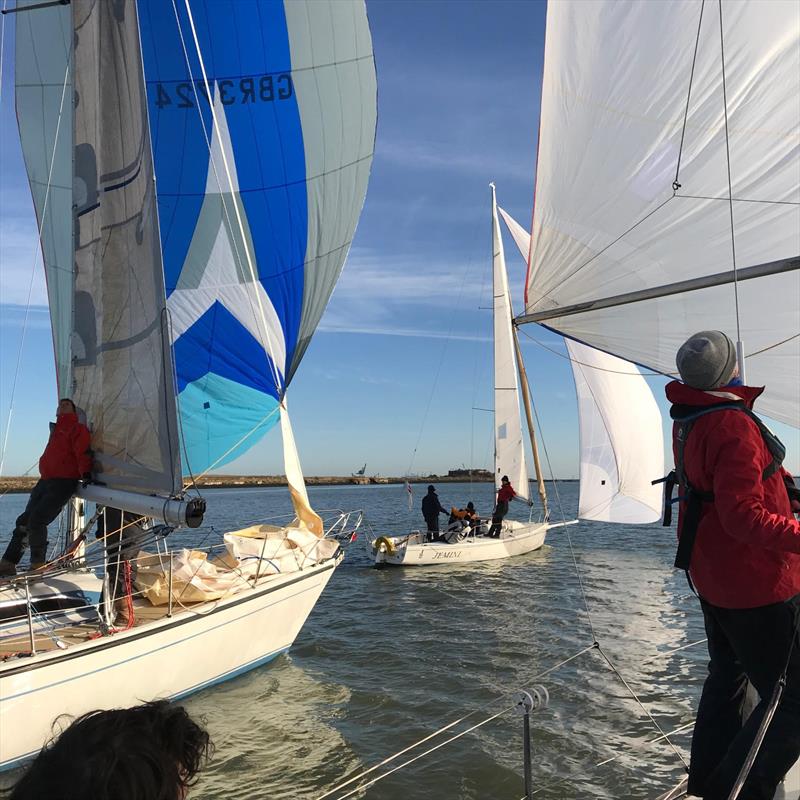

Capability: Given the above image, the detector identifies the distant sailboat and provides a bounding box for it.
[514,0,799,796]
[368,185,572,566]
[0,0,375,770]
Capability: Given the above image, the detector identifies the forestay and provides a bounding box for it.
[491,186,530,501]
[523,0,799,429]
[138,0,377,475]
[499,206,663,524]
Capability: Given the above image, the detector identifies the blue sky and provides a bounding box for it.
[1,0,798,480]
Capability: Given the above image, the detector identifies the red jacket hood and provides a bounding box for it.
[665,380,764,409]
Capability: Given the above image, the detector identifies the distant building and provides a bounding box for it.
[447,468,492,480]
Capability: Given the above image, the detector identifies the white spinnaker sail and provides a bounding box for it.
[523,0,800,429]
[499,205,664,524]
[568,341,663,524]
[492,186,530,502]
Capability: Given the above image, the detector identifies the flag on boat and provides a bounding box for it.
[405,481,413,510]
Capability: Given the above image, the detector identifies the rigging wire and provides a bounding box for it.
[717,0,743,349]
[0,0,7,105]
[403,225,483,479]
[717,0,742,350]
[181,0,284,397]
[0,55,71,477]
[517,327,662,376]
[523,370,689,769]
[317,644,597,800]
[672,0,706,191]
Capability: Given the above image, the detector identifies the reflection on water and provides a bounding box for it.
[0,482,707,799]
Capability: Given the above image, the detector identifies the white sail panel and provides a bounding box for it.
[492,187,530,501]
[525,0,800,428]
[14,1,73,394]
[568,341,663,524]
[71,0,181,493]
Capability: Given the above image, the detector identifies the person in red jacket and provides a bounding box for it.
[668,331,800,800]
[488,475,516,537]
[0,398,92,576]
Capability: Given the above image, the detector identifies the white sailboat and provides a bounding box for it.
[368,185,572,567]
[0,0,375,771]
[513,0,800,796]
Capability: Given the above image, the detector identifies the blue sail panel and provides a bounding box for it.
[139,0,376,475]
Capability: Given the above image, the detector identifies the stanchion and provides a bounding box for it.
[515,685,549,800]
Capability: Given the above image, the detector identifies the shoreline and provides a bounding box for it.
[0,474,577,495]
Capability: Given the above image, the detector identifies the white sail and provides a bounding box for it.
[492,186,530,502]
[498,205,664,524]
[522,0,800,429]
[567,341,663,524]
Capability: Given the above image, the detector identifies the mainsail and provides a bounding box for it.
[520,0,799,429]
[138,0,377,476]
[499,206,663,524]
[17,0,182,496]
[491,185,530,502]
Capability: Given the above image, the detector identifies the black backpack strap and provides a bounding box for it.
[666,401,787,576]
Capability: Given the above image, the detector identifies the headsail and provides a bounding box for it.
[17,0,183,495]
[138,0,377,475]
[491,186,530,501]
[567,341,663,524]
[499,205,663,524]
[521,0,799,428]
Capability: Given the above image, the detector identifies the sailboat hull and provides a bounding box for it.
[0,554,340,771]
[370,520,575,566]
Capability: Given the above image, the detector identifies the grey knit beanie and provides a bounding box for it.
[676,331,737,390]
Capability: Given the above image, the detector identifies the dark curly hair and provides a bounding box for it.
[10,701,212,800]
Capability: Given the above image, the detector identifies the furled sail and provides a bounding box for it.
[16,0,183,495]
[14,0,73,395]
[521,0,800,429]
[499,206,663,524]
[491,186,530,502]
[138,0,377,475]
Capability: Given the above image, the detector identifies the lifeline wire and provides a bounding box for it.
[317,645,597,800]
[523,364,688,769]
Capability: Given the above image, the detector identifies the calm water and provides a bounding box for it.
[0,481,706,799]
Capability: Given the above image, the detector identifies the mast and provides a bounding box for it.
[512,325,548,519]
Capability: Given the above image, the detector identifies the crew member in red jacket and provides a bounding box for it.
[668,331,800,800]
[488,475,516,537]
[0,399,92,576]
